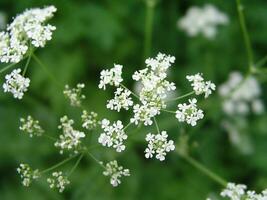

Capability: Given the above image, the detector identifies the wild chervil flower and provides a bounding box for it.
[3,68,30,99]
[19,115,44,137]
[47,171,70,193]
[103,160,130,187]
[175,98,204,126]
[63,83,85,107]
[81,110,99,130]
[145,131,175,161]
[178,4,228,39]
[17,163,40,187]
[98,64,123,90]
[98,119,127,152]
[0,6,56,63]
[186,73,216,98]
[107,87,133,112]
[55,116,85,154]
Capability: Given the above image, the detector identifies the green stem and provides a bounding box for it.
[144,0,156,59]
[68,153,84,176]
[255,54,267,68]
[166,91,195,102]
[180,153,227,187]
[40,154,78,174]
[120,83,140,100]
[0,62,19,74]
[43,133,57,141]
[123,121,132,131]
[153,117,160,134]
[87,152,106,170]
[22,54,32,76]
[236,0,254,70]
[161,109,176,114]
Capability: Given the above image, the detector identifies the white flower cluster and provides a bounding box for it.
[107,87,133,112]
[17,163,40,187]
[0,6,56,63]
[219,71,264,116]
[186,73,216,98]
[55,116,85,154]
[3,68,30,99]
[217,182,267,200]
[19,115,44,137]
[131,53,176,126]
[145,131,175,161]
[178,4,228,39]
[98,64,123,90]
[47,171,70,193]
[81,110,98,130]
[98,119,127,152]
[103,160,130,187]
[176,98,204,126]
[63,83,85,107]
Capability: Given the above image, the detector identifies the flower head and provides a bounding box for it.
[3,68,30,99]
[17,163,40,187]
[98,64,123,90]
[145,131,175,161]
[47,171,70,193]
[107,87,133,112]
[19,115,44,137]
[63,83,85,107]
[81,110,99,130]
[103,160,130,187]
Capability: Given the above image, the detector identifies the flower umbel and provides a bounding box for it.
[103,160,130,187]
[17,163,40,187]
[3,68,30,99]
[81,110,99,130]
[145,131,175,161]
[98,64,123,90]
[107,87,133,112]
[47,171,70,193]
[63,83,85,107]
[19,115,44,137]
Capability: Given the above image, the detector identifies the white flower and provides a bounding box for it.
[144,131,175,161]
[63,83,85,107]
[98,64,123,90]
[219,71,264,116]
[0,6,56,63]
[175,98,204,126]
[55,116,85,154]
[17,163,40,187]
[47,171,70,193]
[186,73,216,98]
[81,110,98,130]
[3,68,30,99]
[19,115,44,137]
[178,4,228,39]
[103,160,130,187]
[98,119,127,152]
[107,87,133,112]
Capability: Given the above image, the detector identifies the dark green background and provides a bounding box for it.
[0,0,267,199]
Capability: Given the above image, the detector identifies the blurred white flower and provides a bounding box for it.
[47,171,70,193]
[63,83,85,107]
[19,115,44,137]
[81,110,98,130]
[178,4,228,39]
[17,163,40,187]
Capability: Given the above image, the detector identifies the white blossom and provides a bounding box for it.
[145,131,175,161]
[103,160,130,187]
[55,116,85,154]
[47,171,70,193]
[219,71,264,116]
[175,98,204,126]
[0,6,56,63]
[3,68,30,99]
[186,73,216,98]
[178,4,228,39]
[98,119,127,152]
[98,64,123,90]
[19,115,44,137]
[17,163,40,187]
[107,87,133,112]
[63,83,85,107]
[81,110,98,130]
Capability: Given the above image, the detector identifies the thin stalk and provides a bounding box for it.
[255,54,267,68]
[236,0,254,70]
[32,54,63,89]
[180,153,227,187]
[153,117,160,134]
[68,153,84,176]
[144,0,156,58]
[0,62,19,74]
[120,83,140,100]
[43,133,57,141]
[40,154,78,174]
[123,121,132,131]
[166,91,194,102]
[87,152,106,170]
[22,54,32,76]
[161,109,176,114]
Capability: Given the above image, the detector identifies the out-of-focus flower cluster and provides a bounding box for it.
[63,83,85,107]
[17,163,40,187]
[178,4,228,39]
[19,115,44,137]
[47,171,70,193]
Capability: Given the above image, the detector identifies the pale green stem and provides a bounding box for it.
[236,0,254,70]
[161,109,176,114]
[22,54,32,76]
[123,121,132,131]
[68,153,84,176]
[87,152,106,170]
[40,154,79,174]
[120,83,140,100]
[0,62,20,74]
[43,133,57,141]
[153,117,160,134]
[255,54,267,68]
[166,91,195,102]
[144,0,156,58]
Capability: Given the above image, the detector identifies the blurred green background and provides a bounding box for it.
[0,0,267,199]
